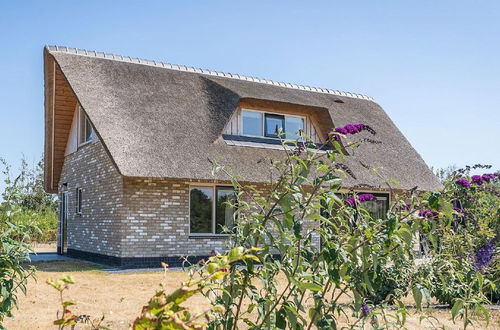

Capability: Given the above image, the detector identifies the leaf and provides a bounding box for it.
[451,299,464,320]
[296,282,322,292]
[412,285,423,311]
[62,300,76,307]
[228,247,245,263]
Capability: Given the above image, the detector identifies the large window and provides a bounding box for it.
[241,109,304,139]
[78,107,93,145]
[190,186,236,235]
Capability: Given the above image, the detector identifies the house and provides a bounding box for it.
[43,46,441,267]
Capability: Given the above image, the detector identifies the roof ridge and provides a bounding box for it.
[45,45,374,101]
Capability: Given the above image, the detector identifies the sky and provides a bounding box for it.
[0,0,499,194]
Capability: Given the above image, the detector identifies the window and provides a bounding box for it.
[242,111,263,136]
[75,188,82,214]
[78,107,93,145]
[265,114,284,138]
[361,193,389,219]
[285,116,304,140]
[215,187,236,234]
[241,109,304,139]
[190,186,236,234]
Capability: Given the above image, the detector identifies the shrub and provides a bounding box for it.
[0,220,35,328]
[133,128,494,329]
[0,156,57,243]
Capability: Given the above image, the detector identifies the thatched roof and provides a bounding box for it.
[44,46,442,191]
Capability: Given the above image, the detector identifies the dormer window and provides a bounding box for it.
[78,106,94,145]
[241,109,304,140]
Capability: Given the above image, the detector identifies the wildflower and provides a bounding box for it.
[455,178,471,187]
[471,175,483,185]
[358,194,376,202]
[453,207,464,214]
[361,302,371,316]
[344,194,375,207]
[344,197,356,207]
[473,241,495,271]
[418,209,438,219]
[481,173,498,183]
[329,123,376,141]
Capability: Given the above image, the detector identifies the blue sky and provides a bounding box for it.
[0,0,499,194]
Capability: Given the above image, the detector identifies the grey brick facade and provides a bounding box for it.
[60,140,281,266]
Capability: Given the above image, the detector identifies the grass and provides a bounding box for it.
[3,260,499,329]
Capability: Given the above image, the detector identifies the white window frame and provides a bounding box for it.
[240,109,305,139]
[77,106,94,147]
[188,184,235,236]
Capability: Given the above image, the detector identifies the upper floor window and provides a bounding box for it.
[241,109,304,140]
[78,107,94,145]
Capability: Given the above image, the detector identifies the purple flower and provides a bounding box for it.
[361,302,371,316]
[358,194,376,202]
[481,173,498,183]
[331,123,375,141]
[455,178,471,187]
[334,126,348,135]
[344,197,356,207]
[453,207,464,214]
[473,241,495,271]
[344,124,358,134]
[418,209,438,219]
[471,175,483,185]
[344,194,376,207]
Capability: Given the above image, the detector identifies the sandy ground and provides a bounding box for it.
[3,260,499,329]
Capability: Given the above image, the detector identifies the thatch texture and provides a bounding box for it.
[45,46,442,191]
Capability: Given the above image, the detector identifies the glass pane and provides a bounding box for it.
[265,114,284,137]
[84,118,92,142]
[190,187,213,233]
[362,195,388,219]
[215,188,235,234]
[242,110,263,136]
[285,116,304,140]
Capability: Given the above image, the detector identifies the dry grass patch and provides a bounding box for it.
[3,260,499,329]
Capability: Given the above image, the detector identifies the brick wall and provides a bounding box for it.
[60,140,321,261]
[59,140,123,257]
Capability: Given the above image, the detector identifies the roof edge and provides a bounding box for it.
[45,45,375,102]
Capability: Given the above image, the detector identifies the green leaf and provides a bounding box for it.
[296,282,322,292]
[62,300,76,307]
[451,299,464,320]
[412,285,423,311]
[228,247,245,263]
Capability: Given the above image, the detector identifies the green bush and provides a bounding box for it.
[0,221,35,328]
[5,208,57,243]
[0,156,57,243]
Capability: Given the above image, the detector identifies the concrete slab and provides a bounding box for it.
[28,252,73,262]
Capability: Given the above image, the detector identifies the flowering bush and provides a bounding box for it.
[417,165,499,327]
[129,125,497,329]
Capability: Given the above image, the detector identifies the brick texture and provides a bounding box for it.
[60,140,320,260]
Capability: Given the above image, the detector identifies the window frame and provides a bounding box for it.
[75,187,83,215]
[78,106,94,147]
[189,185,236,237]
[357,192,390,219]
[240,109,305,140]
